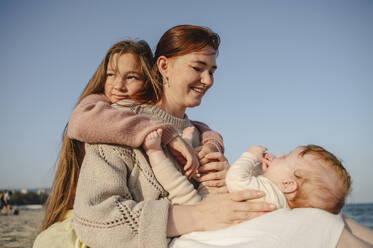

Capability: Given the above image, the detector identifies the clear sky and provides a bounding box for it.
[0,0,372,203]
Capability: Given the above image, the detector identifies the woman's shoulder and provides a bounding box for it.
[85,143,135,157]
[84,143,150,166]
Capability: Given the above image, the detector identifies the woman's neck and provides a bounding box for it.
[156,98,186,119]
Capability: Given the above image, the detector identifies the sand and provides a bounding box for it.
[0,209,44,248]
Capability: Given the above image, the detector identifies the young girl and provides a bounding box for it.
[35,39,224,247]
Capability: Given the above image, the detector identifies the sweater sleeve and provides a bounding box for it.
[226,152,258,192]
[67,94,179,147]
[191,120,224,153]
[73,143,170,248]
[152,159,201,205]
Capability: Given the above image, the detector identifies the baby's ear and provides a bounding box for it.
[280,179,298,197]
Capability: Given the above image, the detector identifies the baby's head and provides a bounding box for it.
[80,40,160,104]
[262,145,351,214]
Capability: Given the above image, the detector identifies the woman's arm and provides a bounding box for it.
[342,213,373,245]
[337,228,373,248]
[167,190,275,237]
[68,94,179,146]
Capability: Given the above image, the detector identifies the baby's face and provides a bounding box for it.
[262,147,308,184]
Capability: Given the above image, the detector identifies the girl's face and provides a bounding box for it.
[104,53,145,104]
[159,46,217,117]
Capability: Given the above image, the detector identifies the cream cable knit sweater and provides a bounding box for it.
[73,103,201,248]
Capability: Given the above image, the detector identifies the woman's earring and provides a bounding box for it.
[164,78,170,87]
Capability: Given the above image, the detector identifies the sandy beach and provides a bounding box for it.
[0,208,44,248]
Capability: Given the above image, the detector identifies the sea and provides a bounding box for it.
[343,203,373,229]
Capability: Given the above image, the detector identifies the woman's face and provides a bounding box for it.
[159,46,217,116]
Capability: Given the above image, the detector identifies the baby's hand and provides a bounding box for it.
[143,129,163,154]
[246,145,267,163]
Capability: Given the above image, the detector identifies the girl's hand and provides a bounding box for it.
[195,189,276,230]
[168,136,199,179]
[196,152,229,192]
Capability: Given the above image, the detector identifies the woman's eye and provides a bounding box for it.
[192,67,201,72]
[107,72,115,77]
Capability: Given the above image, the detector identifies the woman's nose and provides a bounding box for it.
[201,72,213,87]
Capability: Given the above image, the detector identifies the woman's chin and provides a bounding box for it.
[186,99,202,108]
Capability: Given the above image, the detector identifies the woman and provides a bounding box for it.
[71,25,275,248]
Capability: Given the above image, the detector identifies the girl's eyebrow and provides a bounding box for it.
[126,71,142,74]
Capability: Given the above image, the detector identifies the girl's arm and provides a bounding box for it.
[69,94,199,178]
[67,94,179,147]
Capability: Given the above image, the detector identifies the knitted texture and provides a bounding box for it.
[73,104,199,248]
[192,120,225,153]
[67,94,179,147]
[74,144,170,248]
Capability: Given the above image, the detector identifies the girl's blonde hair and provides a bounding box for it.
[40,40,157,231]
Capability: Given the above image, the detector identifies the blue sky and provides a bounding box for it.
[0,0,372,203]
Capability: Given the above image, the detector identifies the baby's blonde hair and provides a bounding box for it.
[288,145,351,214]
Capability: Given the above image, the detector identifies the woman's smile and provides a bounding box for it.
[190,84,208,95]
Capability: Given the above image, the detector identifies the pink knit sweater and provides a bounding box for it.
[67,94,224,152]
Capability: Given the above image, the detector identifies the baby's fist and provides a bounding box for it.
[246,145,267,163]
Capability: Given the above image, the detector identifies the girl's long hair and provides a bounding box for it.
[40,40,157,231]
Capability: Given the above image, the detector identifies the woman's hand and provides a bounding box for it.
[195,190,276,230]
[197,143,220,165]
[167,189,276,237]
[168,136,199,178]
[196,151,229,193]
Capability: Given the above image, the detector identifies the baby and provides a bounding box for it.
[226,145,352,214]
[144,125,351,214]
